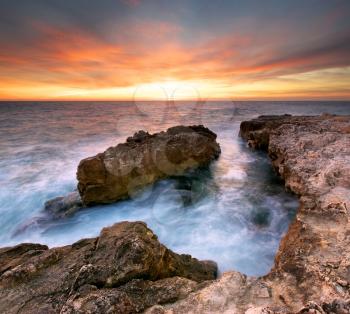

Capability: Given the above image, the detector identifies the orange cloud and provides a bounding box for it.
[0,19,349,100]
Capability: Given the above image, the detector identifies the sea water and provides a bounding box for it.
[0,101,349,275]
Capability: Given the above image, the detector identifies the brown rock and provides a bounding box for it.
[0,221,217,313]
[151,114,350,313]
[3,115,349,313]
[61,277,200,314]
[77,125,220,206]
[0,243,48,275]
[71,221,217,289]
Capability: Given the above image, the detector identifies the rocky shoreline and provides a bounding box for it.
[1,116,349,313]
[152,114,349,314]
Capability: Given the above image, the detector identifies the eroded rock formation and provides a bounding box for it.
[146,114,350,313]
[240,114,350,312]
[0,221,217,313]
[41,125,220,218]
[77,125,221,206]
[3,115,349,313]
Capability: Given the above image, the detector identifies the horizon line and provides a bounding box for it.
[0,98,350,102]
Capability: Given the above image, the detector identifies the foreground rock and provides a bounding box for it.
[77,125,220,206]
[0,221,217,313]
[146,114,349,313]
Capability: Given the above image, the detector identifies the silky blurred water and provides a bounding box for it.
[0,101,349,275]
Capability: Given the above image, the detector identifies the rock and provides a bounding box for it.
[77,125,221,206]
[321,299,350,314]
[297,301,325,314]
[149,114,350,313]
[38,125,219,219]
[0,221,217,313]
[239,114,293,150]
[241,115,349,311]
[61,277,200,314]
[71,221,217,289]
[0,243,48,275]
[297,299,350,314]
[3,115,349,313]
[44,191,83,218]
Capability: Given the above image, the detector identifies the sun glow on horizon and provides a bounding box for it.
[1,66,349,101]
[1,1,350,101]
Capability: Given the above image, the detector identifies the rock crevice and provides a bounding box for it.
[149,114,350,314]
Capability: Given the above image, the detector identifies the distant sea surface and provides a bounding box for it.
[0,101,349,275]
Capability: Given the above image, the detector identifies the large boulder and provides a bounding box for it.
[0,221,217,313]
[77,125,221,206]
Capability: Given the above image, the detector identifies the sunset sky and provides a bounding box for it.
[0,0,350,100]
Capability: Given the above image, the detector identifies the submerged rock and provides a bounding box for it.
[0,221,217,313]
[77,125,221,206]
[44,191,83,219]
[14,192,83,226]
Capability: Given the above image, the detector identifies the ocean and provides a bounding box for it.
[0,101,349,275]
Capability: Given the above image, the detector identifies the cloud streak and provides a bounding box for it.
[0,0,349,99]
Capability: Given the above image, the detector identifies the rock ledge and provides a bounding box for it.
[147,114,350,314]
[0,221,217,313]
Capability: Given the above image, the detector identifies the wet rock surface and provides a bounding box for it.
[2,115,349,313]
[44,191,83,219]
[0,221,217,313]
[148,114,349,313]
[40,125,219,219]
[77,125,221,206]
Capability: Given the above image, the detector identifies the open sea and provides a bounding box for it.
[0,101,349,275]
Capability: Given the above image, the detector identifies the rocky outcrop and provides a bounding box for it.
[4,115,349,313]
[0,221,217,313]
[77,125,220,206]
[44,191,83,219]
[40,125,219,218]
[240,114,350,310]
[146,114,350,313]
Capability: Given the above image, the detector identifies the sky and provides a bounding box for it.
[0,0,350,101]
